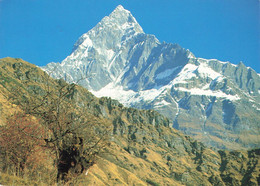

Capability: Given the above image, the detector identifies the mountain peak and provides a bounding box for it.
[114,5,128,13]
[105,5,143,33]
[70,5,144,54]
[44,5,260,151]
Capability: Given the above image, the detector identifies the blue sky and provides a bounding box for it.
[0,0,259,72]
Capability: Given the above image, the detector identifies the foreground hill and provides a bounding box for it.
[0,57,259,185]
[43,5,260,150]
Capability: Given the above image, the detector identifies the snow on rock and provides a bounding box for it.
[215,76,225,83]
[154,100,171,107]
[176,87,240,101]
[195,62,222,79]
[92,83,168,107]
[171,64,197,84]
[81,35,93,47]
[156,66,181,80]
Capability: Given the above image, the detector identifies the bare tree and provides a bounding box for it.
[5,72,111,182]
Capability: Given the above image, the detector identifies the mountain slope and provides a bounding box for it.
[42,5,260,150]
[0,57,260,185]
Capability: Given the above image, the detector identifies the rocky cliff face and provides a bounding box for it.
[42,5,260,150]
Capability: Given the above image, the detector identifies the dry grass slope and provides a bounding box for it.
[0,57,259,185]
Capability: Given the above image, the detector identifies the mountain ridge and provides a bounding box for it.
[1,57,260,185]
[42,5,260,150]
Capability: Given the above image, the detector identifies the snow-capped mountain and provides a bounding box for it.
[42,5,260,149]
